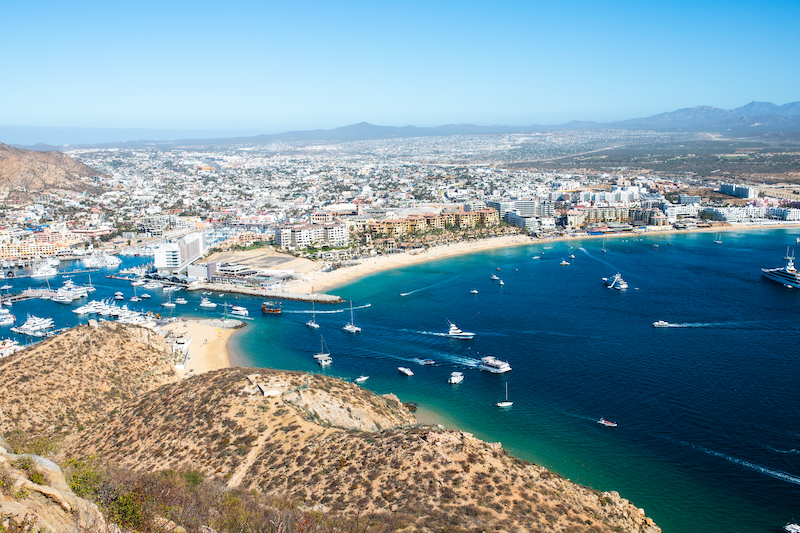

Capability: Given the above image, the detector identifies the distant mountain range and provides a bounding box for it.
[6,101,800,149]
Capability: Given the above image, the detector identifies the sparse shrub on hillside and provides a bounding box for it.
[5,428,58,456]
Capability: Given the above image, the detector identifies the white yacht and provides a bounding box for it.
[446,320,475,339]
[398,367,414,376]
[653,320,670,328]
[478,355,512,373]
[11,315,55,336]
[131,279,145,286]
[0,338,21,358]
[470,289,478,294]
[0,309,15,326]
[448,371,464,384]
[174,297,188,305]
[355,375,369,383]
[231,305,248,316]
[114,291,124,301]
[490,274,500,280]
[603,273,628,290]
[199,297,217,308]
[342,300,361,333]
[762,248,800,289]
[31,264,58,278]
[141,293,151,299]
[560,259,570,266]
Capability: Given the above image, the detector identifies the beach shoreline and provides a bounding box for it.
[160,319,239,380]
[286,221,800,295]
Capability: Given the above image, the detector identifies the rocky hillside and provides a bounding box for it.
[64,365,660,533]
[0,142,104,198]
[1,435,108,533]
[0,323,177,440]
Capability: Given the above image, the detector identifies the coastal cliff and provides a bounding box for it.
[1,324,660,532]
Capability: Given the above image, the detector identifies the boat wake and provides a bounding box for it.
[562,410,600,422]
[412,330,448,337]
[283,303,372,314]
[400,276,460,297]
[664,322,740,328]
[678,440,800,486]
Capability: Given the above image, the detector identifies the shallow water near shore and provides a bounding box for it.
[230,227,800,533]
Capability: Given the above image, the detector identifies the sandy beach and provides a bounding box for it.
[286,221,800,295]
[160,320,238,379]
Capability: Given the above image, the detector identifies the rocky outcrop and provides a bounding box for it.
[0,143,103,199]
[0,440,108,533]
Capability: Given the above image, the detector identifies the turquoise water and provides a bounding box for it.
[228,229,800,533]
[7,230,800,532]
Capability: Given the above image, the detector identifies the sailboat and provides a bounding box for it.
[162,291,175,308]
[130,285,141,302]
[342,300,361,333]
[306,302,319,329]
[601,237,607,253]
[496,383,513,408]
[714,233,722,244]
[314,335,332,366]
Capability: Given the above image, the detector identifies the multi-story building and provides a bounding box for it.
[720,183,758,199]
[275,222,349,249]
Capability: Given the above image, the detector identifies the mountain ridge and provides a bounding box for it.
[5,100,800,149]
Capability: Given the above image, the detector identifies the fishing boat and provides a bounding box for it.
[496,383,513,408]
[342,300,361,333]
[306,302,319,328]
[490,274,499,280]
[398,367,414,376]
[446,320,475,339]
[448,371,464,384]
[262,300,282,314]
[653,320,670,328]
[355,375,369,384]
[598,418,618,427]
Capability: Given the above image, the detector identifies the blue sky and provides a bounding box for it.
[2,0,799,140]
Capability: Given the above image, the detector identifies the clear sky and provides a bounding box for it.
[2,0,799,140]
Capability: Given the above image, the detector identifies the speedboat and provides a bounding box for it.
[448,371,464,384]
[598,418,618,427]
[498,280,504,286]
[653,320,670,328]
[398,367,414,376]
[490,274,499,280]
[446,320,474,339]
[470,289,478,294]
[355,376,369,384]
[420,359,435,365]
[479,356,511,373]
[560,259,570,266]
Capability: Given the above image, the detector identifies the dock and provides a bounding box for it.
[187,282,343,304]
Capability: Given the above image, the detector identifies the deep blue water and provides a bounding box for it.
[7,230,800,533]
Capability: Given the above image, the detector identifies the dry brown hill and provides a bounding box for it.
[64,366,659,533]
[0,142,104,199]
[0,323,177,440]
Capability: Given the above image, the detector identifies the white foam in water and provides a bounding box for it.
[283,303,371,314]
[683,441,800,486]
[400,275,461,297]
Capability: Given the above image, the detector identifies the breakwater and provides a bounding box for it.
[186,282,343,304]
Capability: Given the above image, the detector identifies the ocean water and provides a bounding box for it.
[6,230,800,533]
[229,228,800,533]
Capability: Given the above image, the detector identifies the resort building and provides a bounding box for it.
[274,222,349,249]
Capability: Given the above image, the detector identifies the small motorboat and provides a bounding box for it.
[490,274,499,280]
[420,359,435,365]
[560,259,570,266]
[598,418,618,427]
[499,280,504,286]
[470,289,478,294]
[448,371,464,384]
[355,375,369,384]
[653,320,670,328]
[398,367,414,376]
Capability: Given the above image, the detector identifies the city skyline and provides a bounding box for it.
[2,0,799,140]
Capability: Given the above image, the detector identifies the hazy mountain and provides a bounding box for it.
[4,101,800,149]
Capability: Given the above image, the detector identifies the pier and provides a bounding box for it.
[186,282,343,304]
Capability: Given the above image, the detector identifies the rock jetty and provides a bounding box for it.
[187,282,343,303]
